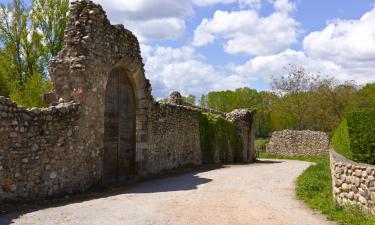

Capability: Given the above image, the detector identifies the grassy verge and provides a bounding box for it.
[255,138,270,149]
[259,152,375,225]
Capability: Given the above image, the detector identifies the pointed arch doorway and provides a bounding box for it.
[103,67,136,183]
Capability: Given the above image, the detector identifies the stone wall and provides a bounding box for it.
[266,130,329,156]
[0,97,82,201]
[146,102,256,175]
[330,150,375,214]
[0,0,256,203]
[146,103,202,174]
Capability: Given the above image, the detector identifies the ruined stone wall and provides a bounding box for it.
[146,103,202,174]
[227,109,256,162]
[0,1,256,203]
[330,150,375,214]
[266,130,329,156]
[48,0,153,179]
[0,97,82,201]
[145,102,256,175]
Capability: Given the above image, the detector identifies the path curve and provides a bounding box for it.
[1,159,336,225]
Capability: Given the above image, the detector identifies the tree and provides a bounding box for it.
[0,0,68,107]
[31,0,69,65]
[271,65,319,130]
[357,83,375,110]
[182,94,196,105]
[199,94,208,109]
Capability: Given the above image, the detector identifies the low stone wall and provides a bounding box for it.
[146,103,202,174]
[0,97,82,202]
[330,150,375,214]
[266,130,329,156]
[146,103,255,175]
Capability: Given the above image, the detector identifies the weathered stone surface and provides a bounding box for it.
[330,150,375,214]
[266,130,329,156]
[0,96,80,202]
[0,0,256,203]
[167,91,183,105]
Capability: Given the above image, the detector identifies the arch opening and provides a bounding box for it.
[103,67,136,183]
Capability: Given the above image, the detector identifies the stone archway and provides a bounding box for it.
[103,67,136,183]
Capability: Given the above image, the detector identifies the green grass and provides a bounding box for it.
[259,152,375,225]
[255,138,270,149]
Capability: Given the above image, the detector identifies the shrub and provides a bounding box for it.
[332,110,375,164]
[331,119,351,160]
[10,74,50,108]
[197,112,243,164]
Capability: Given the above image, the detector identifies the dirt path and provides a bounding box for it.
[1,159,336,225]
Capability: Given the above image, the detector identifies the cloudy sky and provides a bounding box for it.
[5,0,375,98]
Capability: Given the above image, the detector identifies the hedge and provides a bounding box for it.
[197,112,243,164]
[332,119,351,160]
[332,110,375,165]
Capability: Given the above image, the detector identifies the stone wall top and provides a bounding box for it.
[330,149,375,214]
[267,129,330,156]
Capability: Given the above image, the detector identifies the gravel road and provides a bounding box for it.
[1,159,336,225]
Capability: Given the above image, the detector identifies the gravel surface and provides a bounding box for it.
[1,159,336,225]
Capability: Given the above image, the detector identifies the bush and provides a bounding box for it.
[332,119,351,160]
[255,138,269,150]
[332,110,375,164]
[197,112,243,164]
[10,74,50,108]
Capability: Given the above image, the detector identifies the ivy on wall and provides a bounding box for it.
[197,112,243,164]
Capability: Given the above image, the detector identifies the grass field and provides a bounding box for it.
[259,152,375,225]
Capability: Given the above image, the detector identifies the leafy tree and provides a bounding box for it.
[182,94,196,105]
[271,65,319,130]
[10,73,50,107]
[31,0,69,63]
[357,83,375,109]
[0,0,68,107]
[199,94,208,109]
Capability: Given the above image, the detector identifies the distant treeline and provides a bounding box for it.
[196,66,375,137]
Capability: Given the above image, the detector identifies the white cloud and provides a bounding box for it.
[233,49,342,82]
[273,0,295,13]
[93,0,193,41]
[193,0,237,7]
[193,8,299,55]
[239,0,262,10]
[141,45,251,98]
[302,6,375,83]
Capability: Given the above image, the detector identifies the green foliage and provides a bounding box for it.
[346,110,375,164]
[332,119,352,159]
[199,94,208,109]
[0,0,68,107]
[332,110,375,164]
[357,83,375,109]
[207,87,257,112]
[197,112,243,164]
[182,94,196,105]
[255,138,269,150]
[10,73,50,108]
[259,153,375,225]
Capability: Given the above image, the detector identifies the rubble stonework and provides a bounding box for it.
[167,91,183,105]
[330,150,375,214]
[0,0,255,202]
[266,130,329,156]
[0,97,81,201]
[226,109,256,162]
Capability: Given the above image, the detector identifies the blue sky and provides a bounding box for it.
[2,0,375,98]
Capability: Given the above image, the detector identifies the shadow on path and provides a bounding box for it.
[0,165,216,225]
